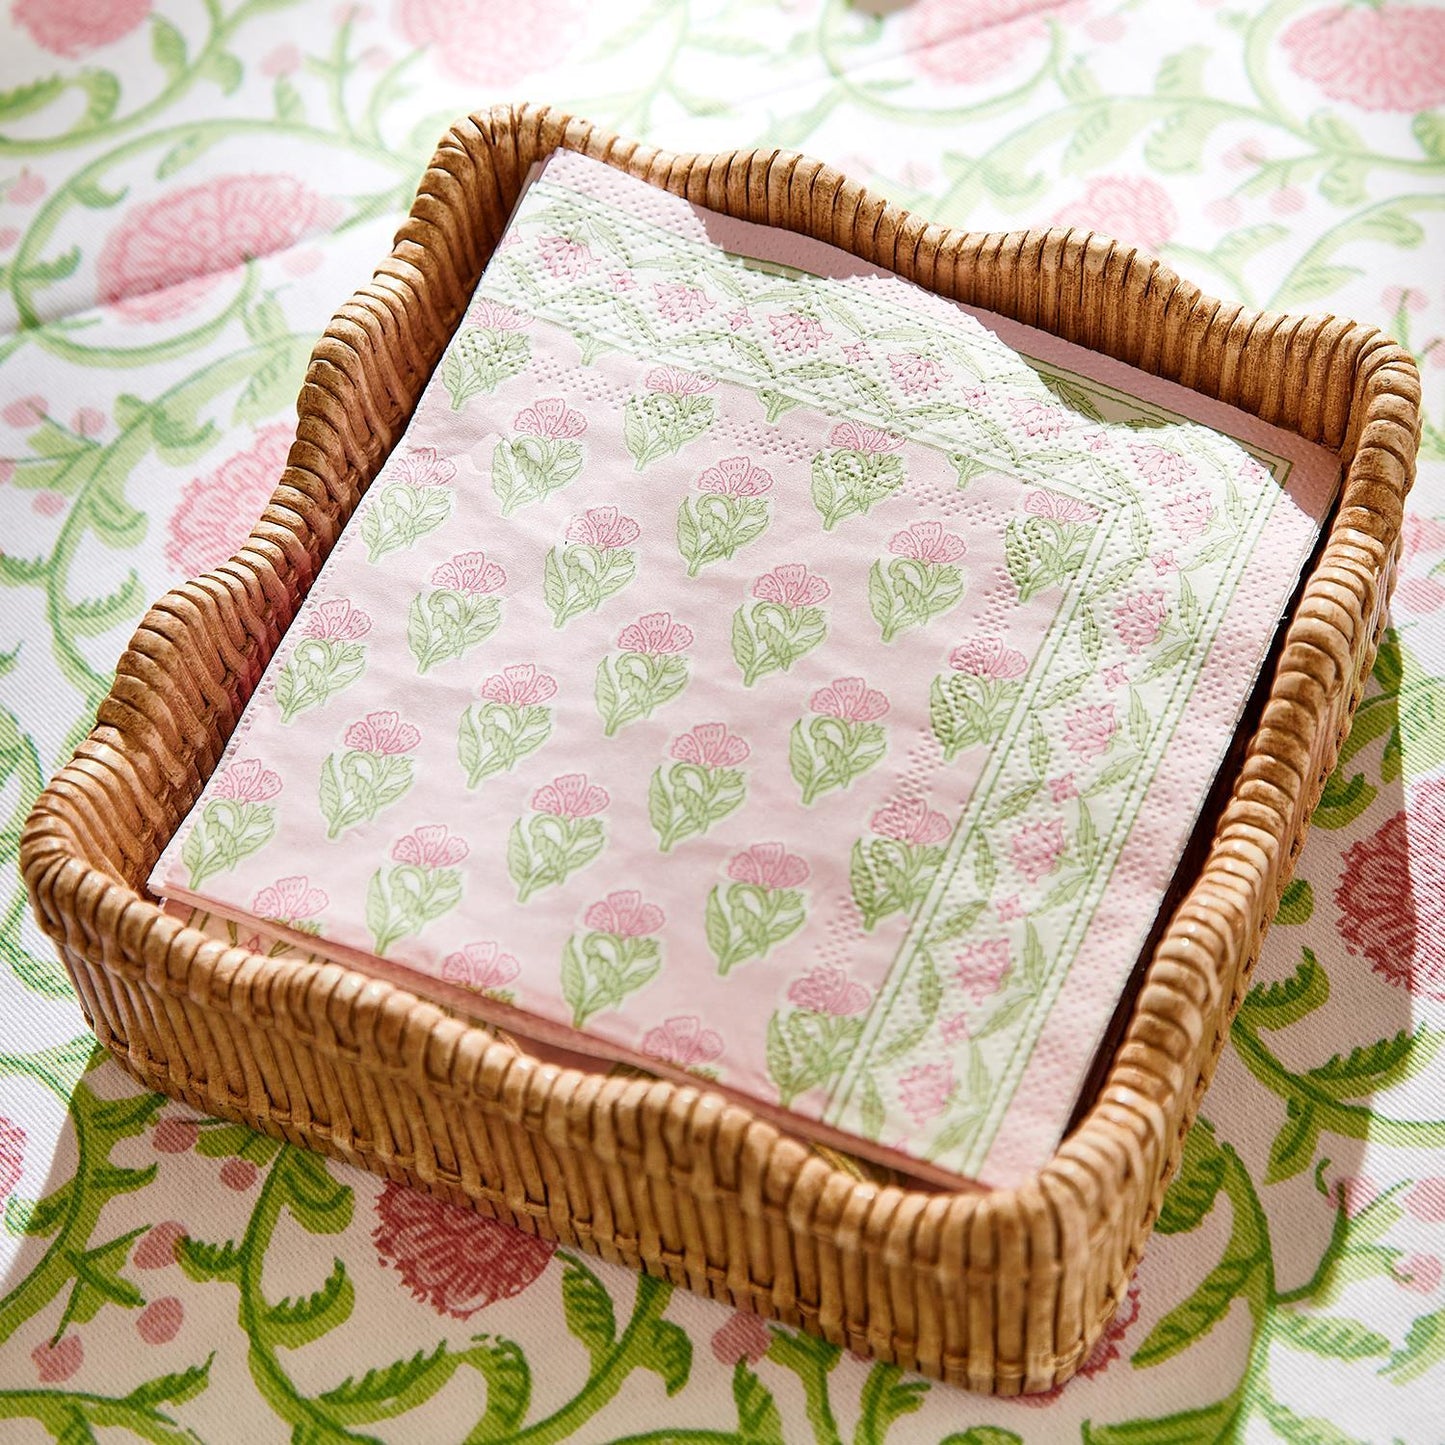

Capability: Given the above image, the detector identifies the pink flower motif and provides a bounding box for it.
[165,422,292,576]
[644,366,715,395]
[133,1220,186,1270]
[538,235,594,279]
[97,175,337,321]
[32,1335,83,1383]
[1283,5,1445,113]
[1012,817,1065,883]
[1337,1175,1380,1219]
[252,877,330,922]
[1336,778,1445,1001]
[214,759,282,803]
[373,1180,555,1317]
[566,506,640,549]
[393,0,583,85]
[654,282,715,324]
[393,446,456,488]
[7,170,45,206]
[888,352,947,395]
[726,308,751,331]
[996,894,1024,922]
[906,0,1075,84]
[642,1016,724,1068]
[391,825,469,868]
[303,597,372,641]
[1102,662,1128,688]
[939,1012,970,1045]
[1049,773,1078,803]
[955,939,1011,1003]
[1402,512,1445,564]
[1164,491,1215,540]
[431,551,507,594]
[617,611,694,654]
[888,520,966,564]
[768,311,829,352]
[1023,490,1098,523]
[0,1118,24,1200]
[1129,443,1196,488]
[712,1311,771,1366]
[1406,1178,1445,1224]
[480,664,557,707]
[532,774,609,819]
[753,563,830,608]
[609,270,635,291]
[871,797,952,846]
[14,0,150,57]
[949,637,1028,680]
[727,843,810,890]
[221,1158,258,1191]
[1113,590,1168,654]
[513,398,587,439]
[898,1062,953,1125]
[1064,703,1118,759]
[1152,551,1178,576]
[1007,398,1066,439]
[697,457,773,497]
[829,422,903,454]
[442,942,521,994]
[72,406,105,438]
[2,395,46,428]
[1053,175,1178,251]
[1396,1254,1443,1295]
[842,341,870,364]
[671,723,750,768]
[787,965,871,1017]
[1384,285,1431,316]
[261,42,301,77]
[810,677,890,723]
[469,299,525,331]
[137,1296,184,1345]
[344,710,421,755]
[585,890,665,938]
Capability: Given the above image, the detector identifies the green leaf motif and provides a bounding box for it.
[789,716,887,805]
[810,446,904,530]
[1157,1121,1225,1235]
[1133,1251,1257,1368]
[509,814,605,902]
[731,1362,785,1445]
[359,482,453,563]
[868,556,965,642]
[731,601,828,687]
[649,761,747,853]
[707,882,807,975]
[491,436,585,515]
[677,493,770,575]
[929,671,1022,760]
[595,650,689,736]
[1239,948,1329,1031]
[182,799,277,889]
[443,326,530,409]
[264,1258,354,1348]
[406,589,502,672]
[545,543,636,626]
[623,390,715,468]
[457,702,553,788]
[318,751,415,839]
[1274,1312,1390,1361]
[276,638,367,724]
[561,1255,617,1369]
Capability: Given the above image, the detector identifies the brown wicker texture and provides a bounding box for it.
[21,106,1421,1394]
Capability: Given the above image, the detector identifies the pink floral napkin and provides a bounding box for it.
[153,151,1338,1187]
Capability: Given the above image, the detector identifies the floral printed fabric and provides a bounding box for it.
[153,150,1336,1188]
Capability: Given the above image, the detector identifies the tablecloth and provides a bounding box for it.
[1,2,1442,1440]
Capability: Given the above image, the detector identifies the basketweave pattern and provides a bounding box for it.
[21,105,1419,1394]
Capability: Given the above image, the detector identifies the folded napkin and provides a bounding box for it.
[153,149,1338,1187]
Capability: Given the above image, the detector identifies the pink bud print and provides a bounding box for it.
[786,965,871,1016]
[532,774,609,818]
[641,1016,724,1068]
[809,677,890,722]
[670,723,750,768]
[479,665,557,706]
[617,611,694,654]
[584,891,665,937]
[391,824,469,868]
[727,843,809,890]
[513,397,587,439]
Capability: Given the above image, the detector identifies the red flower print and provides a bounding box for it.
[479,664,557,706]
[906,0,1077,84]
[711,1311,771,1366]
[753,563,830,608]
[1023,489,1098,523]
[532,774,609,818]
[1164,490,1215,540]
[1012,817,1065,882]
[0,1117,24,1199]
[1052,175,1177,251]
[1129,443,1196,488]
[950,637,1028,680]
[871,797,951,846]
[252,876,330,922]
[1007,398,1067,439]
[888,352,947,395]
[393,0,583,85]
[213,759,282,803]
[14,0,150,57]
[469,300,525,331]
[513,397,587,439]
[617,611,694,654]
[654,282,715,323]
[392,446,456,487]
[566,506,640,548]
[538,236,594,279]
[153,1117,199,1153]
[898,1062,953,1124]
[344,711,421,754]
[1064,703,1118,760]
[220,1158,258,1191]
[810,677,890,723]
[1113,590,1168,654]
[165,422,292,576]
[645,366,715,395]
[956,939,1011,1003]
[889,520,966,564]
[392,824,469,868]
[133,1221,187,1270]
[641,1016,724,1068]
[727,843,810,890]
[431,551,507,593]
[585,890,665,937]
[671,723,750,768]
[137,1296,184,1345]
[373,1180,555,1317]
[1395,1253,1442,1295]
[1335,777,1445,1001]
[768,311,829,352]
[303,597,372,641]
[1407,1178,1445,1223]
[442,942,520,993]
[32,1334,83,1383]
[97,175,336,321]
[787,965,871,1016]
[1283,5,1445,113]
[1016,1282,1141,1406]
[697,457,773,496]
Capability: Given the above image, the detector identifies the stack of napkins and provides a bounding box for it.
[154,150,1338,1188]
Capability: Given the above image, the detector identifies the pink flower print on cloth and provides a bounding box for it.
[898,1062,954,1126]
[1282,3,1445,114]
[360,447,456,563]
[888,351,947,397]
[811,422,906,531]
[595,612,694,736]
[365,825,469,956]
[1064,703,1118,760]
[252,876,329,932]
[677,457,774,576]
[733,565,831,686]
[790,679,890,805]
[641,1016,723,1074]
[956,939,1011,1006]
[458,665,558,789]
[442,301,531,409]
[509,774,609,902]
[931,637,1028,760]
[1164,490,1215,541]
[409,552,507,673]
[768,311,829,354]
[1011,817,1066,883]
[491,398,588,515]
[850,797,952,931]
[442,942,521,1001]
[182,760,282,889]
[767,966,873,1107]
[650,724,751,853]
[563,891,666,1026]
[1008,488,1100,601]
[1129,442,1196,489]
[653,281,714,325]
[1114,588,1168,653]
[545,507,641,627]
[319,711,422,838]
[871,521,968,642]
[1007,397,1068,440]
[538,235,595,279]
[623,367,717,469]
[275,598,372,724]
[707,844,810,976]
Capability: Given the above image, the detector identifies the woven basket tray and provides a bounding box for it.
[22,105,1420,1394]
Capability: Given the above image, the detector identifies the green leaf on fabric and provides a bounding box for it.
[1158,1121,1225,1235]
[639,1317,693,1396]
[1275,1312,1389,1361]
[1239,949,1329,1030]
[561,1257,616,1367]
[1265,1099,1320,1183]
[732,1362,785,1445]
